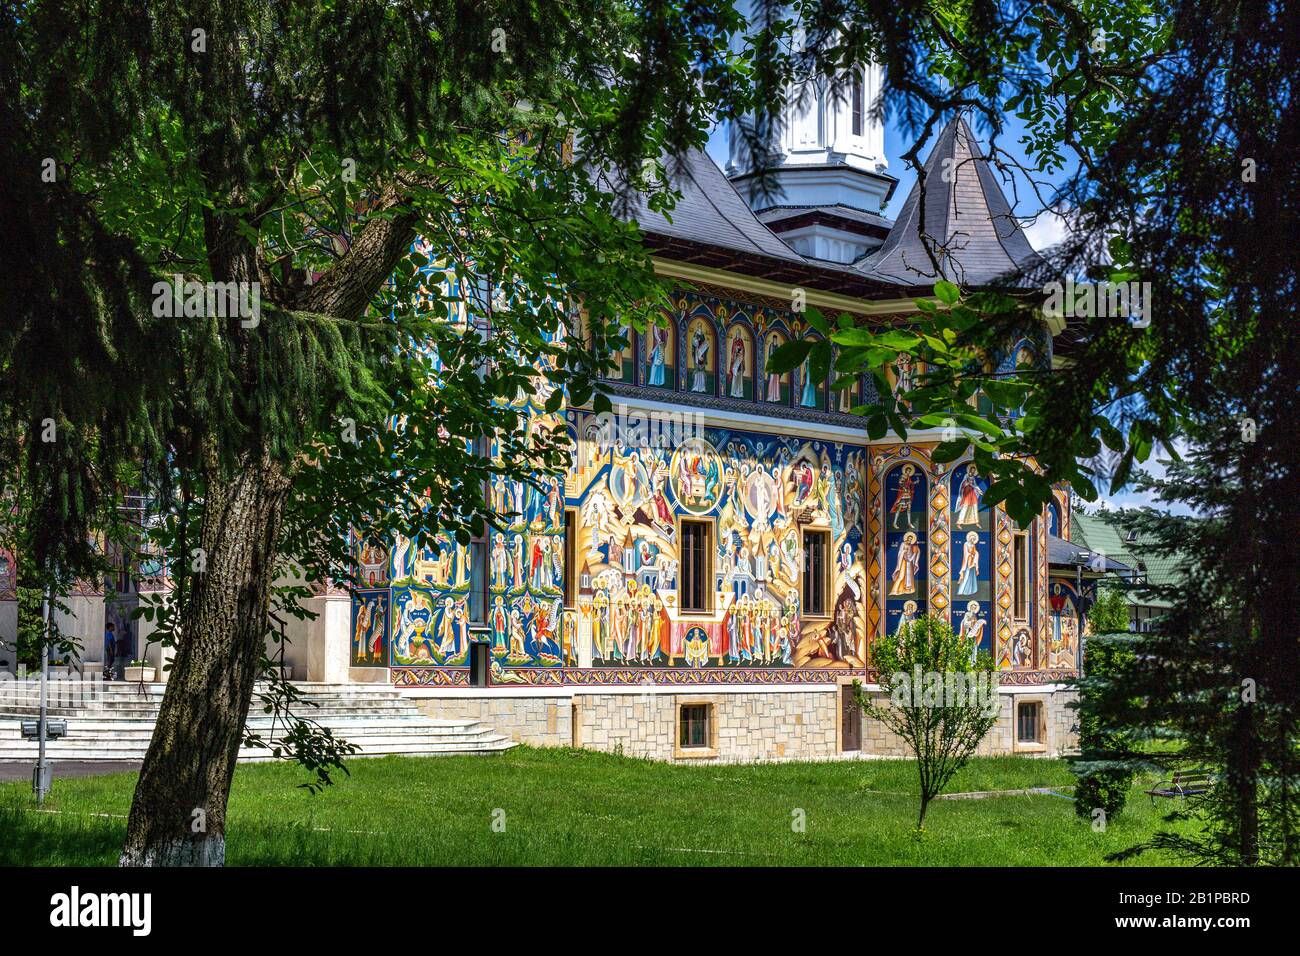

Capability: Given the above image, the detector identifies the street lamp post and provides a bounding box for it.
[33,579,52,804]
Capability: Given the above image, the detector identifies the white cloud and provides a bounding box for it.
[1020,208,1075,254]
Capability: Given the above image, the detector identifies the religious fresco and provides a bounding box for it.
[867,443,1055,678]
[566,411,867,670]
[357,538,390,587]
[642,321,675,389]
[723,323,754,399]
[949,462,992,660]
[761,330,791,403]
[883,462,927,636]
[1046,579,1082,670]
[351,588,390,667]
[346,270,1072,682]
[684,310,717,395]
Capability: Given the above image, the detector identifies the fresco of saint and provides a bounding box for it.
[688,322,712,393]
[889,463,918,530]
[955,464,983,527]
[889,531,922,596]
[959,600,988,662]
[956,531,980,595]
[645,324,670,387]
[798,356,818,407]
[764,334,785,402]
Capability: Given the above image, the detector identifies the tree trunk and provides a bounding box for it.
[120,453,291,866]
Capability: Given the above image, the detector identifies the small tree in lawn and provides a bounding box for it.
[855,613,1000,831]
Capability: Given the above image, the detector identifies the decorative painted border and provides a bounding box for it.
[994,507,1014,667]
[389,665,1074,688]
[599,381,876,431]
[391,665,868,687]
[868,442,934,649]
[1036,509,1050,668]
[928,459,951,615]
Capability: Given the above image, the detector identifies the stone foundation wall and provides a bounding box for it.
[403,686,1078,763]
[859,688,1078,758]
[575,690,839,763]
[412,694,573,747]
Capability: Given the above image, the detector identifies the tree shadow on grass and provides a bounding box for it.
[0,804,124,866]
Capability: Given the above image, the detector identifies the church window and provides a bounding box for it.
[851,70,864,137]
[680,519,713,613]
[563,509,577,609]
[802,529,829,616]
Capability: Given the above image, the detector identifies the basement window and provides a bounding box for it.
[1016,701,1043,744]
[678,703,713,750]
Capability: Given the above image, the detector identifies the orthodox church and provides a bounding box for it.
[0,67,1103,763]
[335,76,1100,761]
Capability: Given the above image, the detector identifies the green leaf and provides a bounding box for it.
[934,280,960,305]
[803,305,830,336]
[765,338,815,374]
[932,438,970,463]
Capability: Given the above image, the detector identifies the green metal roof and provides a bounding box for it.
[1070,512,1188,608]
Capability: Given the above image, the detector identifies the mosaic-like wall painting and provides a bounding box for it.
[684,309,717,394]
[761,331,791,404]
[567,412,867,670]
[351,589,390,667]
[884,462,927,636]
[1046,579,1082,670]
[949,462,992,659]
[643,322,675,389]
[723,324,754,399]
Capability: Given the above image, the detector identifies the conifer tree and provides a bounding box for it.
[1,0,747,866]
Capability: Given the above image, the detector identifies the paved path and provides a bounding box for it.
[0,760,141,783]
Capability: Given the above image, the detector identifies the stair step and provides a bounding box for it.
[0,682,512,762]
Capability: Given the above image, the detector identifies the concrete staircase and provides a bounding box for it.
[0,681,515,762]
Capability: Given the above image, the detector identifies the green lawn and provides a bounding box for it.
[0,748,1192,866]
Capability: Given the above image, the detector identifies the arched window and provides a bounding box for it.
[851,69,864,137]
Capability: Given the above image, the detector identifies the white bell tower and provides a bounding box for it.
[725,11,896,264]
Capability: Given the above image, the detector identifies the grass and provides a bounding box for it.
[0,748,1193,866]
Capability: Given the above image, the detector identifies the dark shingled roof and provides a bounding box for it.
[857,116,1043,290]
[621,148,812,264]
[604,148,897,297]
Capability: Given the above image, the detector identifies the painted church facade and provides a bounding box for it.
[0,85,1096,763]
[338,108,1093,761]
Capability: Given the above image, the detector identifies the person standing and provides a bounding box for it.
[103,622,117,680]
